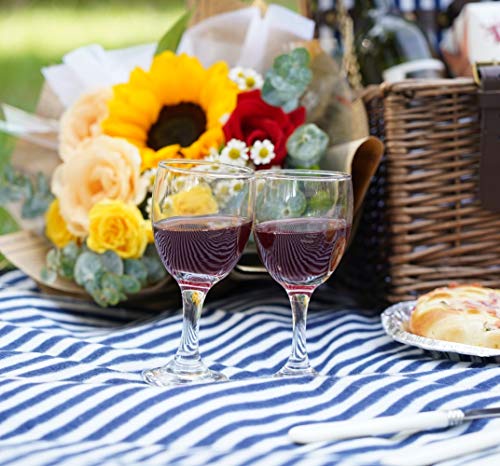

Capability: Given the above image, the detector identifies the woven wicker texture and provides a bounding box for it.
[350,79,500,305]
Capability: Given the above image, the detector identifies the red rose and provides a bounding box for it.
[222,90,305,167]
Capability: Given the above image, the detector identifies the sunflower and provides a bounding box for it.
[101,52,238,171]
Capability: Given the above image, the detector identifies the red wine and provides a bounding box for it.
[154,215,252,289]
[254,218,350,292]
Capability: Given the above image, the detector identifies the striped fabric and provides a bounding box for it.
[1,270,500,466]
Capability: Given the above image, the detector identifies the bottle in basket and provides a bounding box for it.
[352,0,445,84]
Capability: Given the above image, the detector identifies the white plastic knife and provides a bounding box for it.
[288,407,500,444]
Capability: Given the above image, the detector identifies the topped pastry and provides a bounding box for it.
[408,284,500,349]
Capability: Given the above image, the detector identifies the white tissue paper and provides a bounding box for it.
[178,5,315,72]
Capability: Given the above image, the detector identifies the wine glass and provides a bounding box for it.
[143,160,254,386]
[253,170,353,377]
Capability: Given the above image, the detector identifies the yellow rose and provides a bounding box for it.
[145,220,154,243]
[45,199,77,248]
[87,200,148,259]
[59,88,113,161]
[170,185,218,216]
[51,135,146,237]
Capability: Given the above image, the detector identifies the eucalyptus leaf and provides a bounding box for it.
[100,271,123,291]
[74,251,104,286]
[155,10,191,55]
[40,267,57,284]
[61,242,80,263]
[120,274,141,294]
[46,248,60,270]
[142,254,167,284]
[100,250,124,275]
[84,281,108,308]
[262,48,312,111]
[286,124,329,168]
[100,288,121,307]
[124,259,148,286]
[20,172,53,218]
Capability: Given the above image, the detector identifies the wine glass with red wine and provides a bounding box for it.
[143,160,254,386]
[253,170,353,377]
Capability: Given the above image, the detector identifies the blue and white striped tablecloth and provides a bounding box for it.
[1,271,500,466]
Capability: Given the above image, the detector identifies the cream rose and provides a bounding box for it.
[59,87,112,161]
[52,135,144,237]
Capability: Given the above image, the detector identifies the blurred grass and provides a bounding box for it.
[0,0,185,110]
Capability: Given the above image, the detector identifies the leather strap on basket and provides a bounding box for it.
[477,64,500,212]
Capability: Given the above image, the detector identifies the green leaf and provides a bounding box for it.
[155,10,191,56]
[124,259,148,286]
[61,242,80,263]
[100,250,124,275]
[84,281,109,308]
[262,48,312,112]
[46,248,60,270]
[120,274,141,294]
[0,207,19,236]
[21,172,53,218]
[74,251,104,286]
[286,124,329,168]
[58,242,81,279]
[40,266,57,284]
[142,254,167,284]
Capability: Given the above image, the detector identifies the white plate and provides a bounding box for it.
[381,301,500,363]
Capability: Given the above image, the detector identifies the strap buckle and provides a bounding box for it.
[473,61,500,86]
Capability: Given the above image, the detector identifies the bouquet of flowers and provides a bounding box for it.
[0,1,382,307]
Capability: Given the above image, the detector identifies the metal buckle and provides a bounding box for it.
[473,61,500,86]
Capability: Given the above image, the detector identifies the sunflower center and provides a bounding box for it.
[147,103,207,151]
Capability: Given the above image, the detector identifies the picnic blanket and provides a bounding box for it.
[1,270,500,466]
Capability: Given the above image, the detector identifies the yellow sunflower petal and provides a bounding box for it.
[101,119,147,141]
[112,85,161,125]
[141,144,181,171]
[106,99,150,129]
[149,51,182,105]
[175,54,206,104]
[181,141,204,160]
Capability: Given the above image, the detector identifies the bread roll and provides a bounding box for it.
[408,285,500,349]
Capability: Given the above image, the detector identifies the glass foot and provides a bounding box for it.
[274,363,318,378]
[142,358,227,386]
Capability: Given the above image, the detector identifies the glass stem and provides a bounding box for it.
[284,292,312,372]
[175,288,206,367]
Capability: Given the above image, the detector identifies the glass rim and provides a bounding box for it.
[158,159,255,179]
[255,169,351,181]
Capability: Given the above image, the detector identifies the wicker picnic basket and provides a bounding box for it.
[335,78,500,307]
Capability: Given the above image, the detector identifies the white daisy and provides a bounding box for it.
[250,139,276,165]
[220,139,249,167]
[214,179,246,207]
[255,178,266,194]
[172,175,188,192]
[229,67,263,91]
[158,196,174,216]
[142,168,157,192]
[219,113,230,125]
[214,180,232,205]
